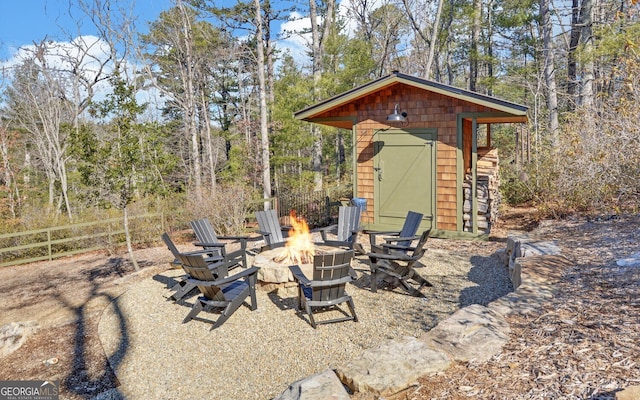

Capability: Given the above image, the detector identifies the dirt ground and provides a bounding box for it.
[1,207,637,399]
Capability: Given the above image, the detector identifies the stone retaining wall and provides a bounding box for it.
[273,233,564,400]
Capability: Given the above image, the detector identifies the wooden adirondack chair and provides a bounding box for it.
[316,206,362,251]
[255,210,289,251]
[179,253,259,330]
[162,232,239,302]
[365,210,424,253]
[162,232,222,267]
[189,218,249,268]
[289,250,358,328]
[366,229,433,297]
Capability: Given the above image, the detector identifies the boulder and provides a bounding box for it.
[273,369,350,400]
[421,304,510,363]
[0,321,39,358]
[335,336,451,396]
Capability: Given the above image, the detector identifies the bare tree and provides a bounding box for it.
[0,123,21,220]
[254,0,272,209]
[5,47,74,219]
[309,0,336,191]
[539,0,559,145]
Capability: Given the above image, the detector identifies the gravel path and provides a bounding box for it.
[98,237,512,399]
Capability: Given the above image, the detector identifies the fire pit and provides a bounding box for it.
[252,211,343,295]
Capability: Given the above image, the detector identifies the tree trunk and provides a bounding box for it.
[255,0,272,210]
[567,0,581,102]
[540,0,560,146]
[309,0,335,191]
[579,0,594,108]
[470,0,481,91]
[177,1,202,200]
[123,205,140,272]
[200,90,217,197]
[425,0,444,79]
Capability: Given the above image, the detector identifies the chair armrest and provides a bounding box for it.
[218,235,250,240]
[194,242,226,248]
[180,249,218,257]
[368,230,401,245]
[218,236,249,250]
[382,243,416,253]
[289,265,311,286]
[315,224,338,242]
[315,224,337,232]
[188,266,260,287]
[383,235,419,244]
[366,252,416,262]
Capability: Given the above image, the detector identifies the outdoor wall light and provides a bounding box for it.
[387,104,407,122]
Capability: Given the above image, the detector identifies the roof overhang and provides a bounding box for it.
[294,71,528,127]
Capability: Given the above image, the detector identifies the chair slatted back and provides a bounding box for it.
[178,254,226,301]
[336,206,361,243]
[397,211,424,247]
[162,233,181,262]
[190,218,225,256]
[411,229,431,259]
[190,218,219,244]
[256,210,285,246]
[311,250,354,302]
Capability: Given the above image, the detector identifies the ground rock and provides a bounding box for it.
[616,252,640,267]
[0,321,39,358]
[506,232,561,257]
[420,304,510,363]
[335,336,451,396]
[616,386,640,400]
[273,369,350,400]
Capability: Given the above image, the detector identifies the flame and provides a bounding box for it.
[276,210,315,264]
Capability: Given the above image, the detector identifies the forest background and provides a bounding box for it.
[0,0,638,259]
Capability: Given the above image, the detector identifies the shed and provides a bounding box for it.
[295,71,528,238]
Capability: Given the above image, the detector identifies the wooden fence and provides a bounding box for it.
[0,213,164,268]
[0,187,352,268]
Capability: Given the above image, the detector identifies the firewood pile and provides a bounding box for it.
[463,148,500,234]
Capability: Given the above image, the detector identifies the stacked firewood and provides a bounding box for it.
[463,148,500,234]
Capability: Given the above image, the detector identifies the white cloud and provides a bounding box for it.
[278,11,312,66]
[1,35,164,118]
[275,0,386,69]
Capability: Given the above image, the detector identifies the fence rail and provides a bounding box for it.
[0,213,164,268]
[1,187,352,269]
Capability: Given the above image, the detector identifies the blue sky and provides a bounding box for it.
[0,0,315,64]
[0,0,173,60]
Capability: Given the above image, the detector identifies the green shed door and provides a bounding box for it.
[373,129,436,230]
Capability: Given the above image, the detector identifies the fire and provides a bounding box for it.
[276,210,315,264]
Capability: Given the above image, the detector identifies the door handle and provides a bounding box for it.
[374,167,383,181]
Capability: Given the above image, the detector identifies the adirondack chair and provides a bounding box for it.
[255,209,289,251]
[162,232,240,302]
[366,229,433,297]
[189,218,249,268]
[178,253,259,330]
[365,210,424,253]
[289,250,358,328]
[315,206,362,252]
[162,232,223,267]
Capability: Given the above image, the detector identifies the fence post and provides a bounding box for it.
[47,228,52,261]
